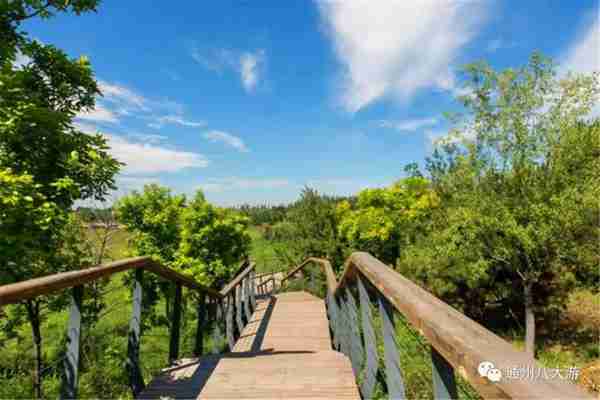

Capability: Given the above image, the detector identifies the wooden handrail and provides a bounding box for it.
[281,252,592,399]
[0,257,222,306]
[280,257,337,296]
[220,262,256,297]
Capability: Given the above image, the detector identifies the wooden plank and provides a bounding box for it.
[140,291,360,400]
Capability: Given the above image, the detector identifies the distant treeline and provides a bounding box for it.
[231,193,356,225]
[74,206,114,222]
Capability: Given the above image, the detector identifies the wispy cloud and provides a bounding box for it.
[191,47,266,92]
[149,115,206,129]
[305,178,393,197]
[127,133,168,144]
[13,52,31,68]
[199,177,289,193]
[379,117,438,132]
[316,0,488,111]
[240,50,265,92]
[486,38,514,53]
[98,80,149,112]
[560,12,598,77]
[559,10,599,116]
[76,103,119,123]
[76,122,208,174]
[203,130,249,152]
[106,134,209,174]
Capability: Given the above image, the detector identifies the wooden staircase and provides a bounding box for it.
[139,292,360,399]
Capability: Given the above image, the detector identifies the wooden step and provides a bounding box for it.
[139,291,359,399]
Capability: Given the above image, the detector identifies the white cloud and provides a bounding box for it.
[305,178,393,197]
[379,117,438,132]
[76,122,208,175]
[486,38,515,53]
[13,52,31,68]
[74,121,100,133]
[203,130,249,152]
[316,0,487,111]
[76,103,119,123]
[98,80,149,111]
[240,50,265,92]
[560,14,598,77]
[127,133,168,144]
[105,134,209,174]
[191,47,265,92]
[191,48,236,72]
[425,124,476,150]
[198,177,289,193]
[150,115,206,129]
[559,11,599,116]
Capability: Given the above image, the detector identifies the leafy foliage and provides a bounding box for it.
[337,176,439,265]
[176,191,251,287]
[399,53,599,353]
[116,185,251,288]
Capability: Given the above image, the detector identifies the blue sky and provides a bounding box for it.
[23,1,598,206]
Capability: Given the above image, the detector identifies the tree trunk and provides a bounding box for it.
[25,300,43,399]
[524,283,535,358]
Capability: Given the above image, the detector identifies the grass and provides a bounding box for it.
[84,227,133,261]
[248,225,286,274]
[2,224,597,397]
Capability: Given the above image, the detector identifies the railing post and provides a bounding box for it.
[226,294,235,350]
[357,277,377,398]
[249,271,257,311]
[378,294,406,399]
[169,283,183,364]
[212,299,224,354]
[127,269,145,397]
[60,285,83,400]
[194,291,206,357]
[431,347,458,400]
[243,277,252,322]
[235,284,244,334]
[344,287,363,376]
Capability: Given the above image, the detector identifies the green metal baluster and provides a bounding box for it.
[60,285,83,400]
[126,269,145,397]
[431,347,458,399]
[169,283,182,364]
[194,292,206,357]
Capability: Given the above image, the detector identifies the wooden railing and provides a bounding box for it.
[278,252,592,400]
[0,257,257,399]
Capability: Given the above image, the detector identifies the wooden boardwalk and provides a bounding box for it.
[139,292,360,399]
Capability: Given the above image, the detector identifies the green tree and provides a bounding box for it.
[337,177,439,265]
[272,187,348,270]
[402,52,599,356]
[0,2,120,396]
[115,184,185,327]
[175,191,251,288]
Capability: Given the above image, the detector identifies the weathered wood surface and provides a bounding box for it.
[271,253,593,399]
[339,252,593,399]
[254,272,284,295]
[220,262,256,297]
[0,257,221,306]
[139,291,359,399]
